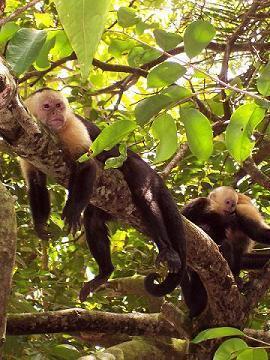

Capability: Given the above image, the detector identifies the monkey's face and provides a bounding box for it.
[209,186,238,215]
[26,90,70,132]
[39,96,67,131]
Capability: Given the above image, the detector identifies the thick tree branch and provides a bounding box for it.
[0,58,249,329]
[6,308,179,338]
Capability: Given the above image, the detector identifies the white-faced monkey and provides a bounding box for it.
[146,186,270,317]
[20,88,187,301]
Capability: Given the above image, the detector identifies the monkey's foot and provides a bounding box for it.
[34,224,51,240]
[156,249,181,273]
[62,204,81,235]
[79,275,111,302]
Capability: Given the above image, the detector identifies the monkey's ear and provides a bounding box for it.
[24,96,38,117]
[208,191,216,200]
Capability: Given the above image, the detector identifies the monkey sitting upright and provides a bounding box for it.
[145,186,270,317]
[19,88,187,301]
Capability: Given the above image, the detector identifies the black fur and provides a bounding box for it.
[182,197,270,316]
[144,195,270,317]
[24,91,187,299]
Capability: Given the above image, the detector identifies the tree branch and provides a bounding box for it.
[6,308,180,338]
[0,0,40,27]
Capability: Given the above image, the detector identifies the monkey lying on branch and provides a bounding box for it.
[19,88,187,301]
[145,186,270,317]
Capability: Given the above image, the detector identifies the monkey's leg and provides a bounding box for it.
[62,160,97,234]
[121,156,181,273]
[28,169,51,240]
[79,205,114,301]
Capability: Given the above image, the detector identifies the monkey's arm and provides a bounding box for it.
[20,159,50,240]
[241,252,270,269]
[236,206,270,245]
[62,159,97,235]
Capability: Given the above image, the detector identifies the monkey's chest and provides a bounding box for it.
[60,126,92,159]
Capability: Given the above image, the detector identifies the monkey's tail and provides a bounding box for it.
[144,272,182,297]
[144,186,187,296]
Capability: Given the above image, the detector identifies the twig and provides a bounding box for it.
[0,0,40,27]
[219,0,262,120]
[242,157,270,190]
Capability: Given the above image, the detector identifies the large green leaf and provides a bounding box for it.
[151,114,178,163]
[184,20,215,58]
[147,61,186,88]
[225,103,266,163]
[135,85,192,126]
[192,327,244,344]
[6,28,47,75]
[54,0,111,80]
[181,108,213,161]
[257,61,270,96]
[153,29,182,51]
[213,339,248,360]
[91,120,137,156]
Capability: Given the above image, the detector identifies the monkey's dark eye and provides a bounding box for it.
[43,103,50,109]
[56,103,62,108]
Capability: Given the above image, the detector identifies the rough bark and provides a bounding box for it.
[6,309,179,338]
[0,182,16,349]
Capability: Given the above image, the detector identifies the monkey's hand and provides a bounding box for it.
[156,248,182,273]
[34,223,51,240]
[62,201,81,235]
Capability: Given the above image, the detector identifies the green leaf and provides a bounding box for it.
[257,61,270,96]
[181,108,213,161]
[225,103,266,163]
[108,38,135,58]
[184,20,215,58]
[147,61,186,88]
[91,120,137,156]
[0,22,19,43]
[104,144,127,169]
[54,0,111,80]
[237,348,268,360]
[117,7,140,28]
[35,31,56,70]
[6,28,47,75]
[192,327,245,344]
[153,29,182,51]
[151,114,177,163]
[135,85,192,126]
[50,30,73,60]
[49,344,80,360]
[213,339,248,360]
[128,46,160,67]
